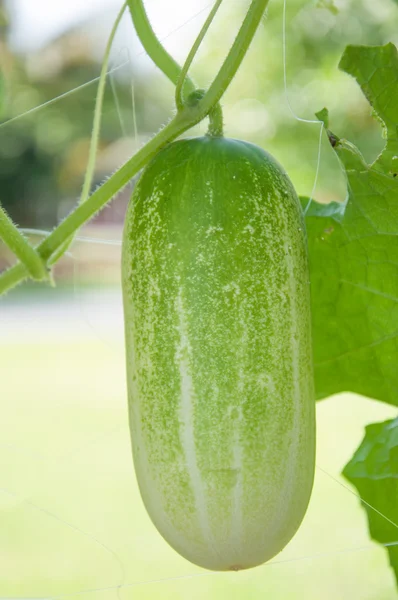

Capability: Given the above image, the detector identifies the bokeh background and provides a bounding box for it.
[1,0,398,597]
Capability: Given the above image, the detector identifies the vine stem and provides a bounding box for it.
[199,0,269,116]
[175,0,224,111]
[0,111,190,294]
[0,2,128,281]
[207,102,224,137]
[50,0,128,266]
[127,0,195,99]
[82,2,128,205]
[0,0,269,296]
[0,205,48,281]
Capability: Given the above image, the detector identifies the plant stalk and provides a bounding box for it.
[127,0,195,98]
[175,0,223,111]
[0,204,48,282]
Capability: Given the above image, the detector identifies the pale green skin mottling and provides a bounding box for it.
[122,136,315,571]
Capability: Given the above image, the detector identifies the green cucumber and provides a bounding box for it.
[122,135,315,571]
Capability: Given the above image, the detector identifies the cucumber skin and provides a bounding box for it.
[122,136,315,571]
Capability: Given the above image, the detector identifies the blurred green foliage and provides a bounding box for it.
[0,49,146,227]
[0,6,163,228]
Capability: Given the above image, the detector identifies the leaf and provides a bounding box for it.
[304,43,398,405]
[305,42,398,591]
[343,418,398,586]
[315,107,329,129]
[339,44,398,176]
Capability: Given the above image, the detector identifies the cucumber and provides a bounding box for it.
[122,136,315,571]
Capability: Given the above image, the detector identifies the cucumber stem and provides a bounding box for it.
[186,89,224,137]
[207,102,224,137]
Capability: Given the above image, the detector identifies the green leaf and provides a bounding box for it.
[305,42,398,590]
[339,43,398,176]
[304,43,398,406]
[315,107,329,129]
[343,418,398,586]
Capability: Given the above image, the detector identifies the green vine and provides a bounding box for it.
[207,103,224,137]
[50,1,128,266]
[127,0,195,100]
[0,0,270,296]
[0,204,49,282]
[175,0,223,111]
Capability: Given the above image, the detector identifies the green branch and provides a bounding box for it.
[0,204,48,282]
[81,2,128,206]
[0,111,190,295]
[207,102,224,137]
[200,0,269,116]
[127,0,195,99]
[50,1,128,266]
[175,0,223,111]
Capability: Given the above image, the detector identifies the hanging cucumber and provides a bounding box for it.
[122,135,315,571]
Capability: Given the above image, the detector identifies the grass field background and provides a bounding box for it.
[1,285,397,599]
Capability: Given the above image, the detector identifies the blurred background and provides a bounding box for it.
[1,0,398,598]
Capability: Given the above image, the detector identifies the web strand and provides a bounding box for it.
[0,1,215,131]
[282,0,324,215]
[0,488,125,600]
